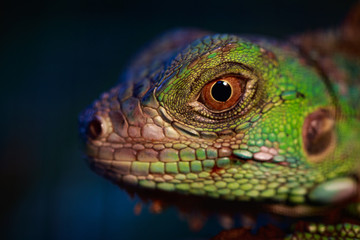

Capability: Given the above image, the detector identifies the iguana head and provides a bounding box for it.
[79,30,360,213]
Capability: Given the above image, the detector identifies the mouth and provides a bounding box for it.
[81,136,358,208]
[83,138,288,179]
[83,146,358,221]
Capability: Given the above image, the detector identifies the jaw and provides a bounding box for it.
[85,151,359,221]
[84,139,359,213]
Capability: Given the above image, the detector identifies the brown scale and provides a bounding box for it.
[291,2,360,93]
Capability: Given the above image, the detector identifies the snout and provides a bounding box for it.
[78,108,97,142]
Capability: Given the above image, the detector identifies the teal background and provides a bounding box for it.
[1,0,357,239]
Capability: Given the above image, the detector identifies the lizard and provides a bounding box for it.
[79,4,360,239]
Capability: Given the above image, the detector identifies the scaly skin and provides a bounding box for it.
[79,27,360,238]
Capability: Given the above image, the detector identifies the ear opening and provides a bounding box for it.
[302,108,336,163]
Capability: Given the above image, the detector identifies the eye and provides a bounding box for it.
[199,76,244,111]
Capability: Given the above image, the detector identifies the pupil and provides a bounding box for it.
[211,81,232,102]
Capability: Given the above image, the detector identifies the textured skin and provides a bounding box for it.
[79,17,360,238]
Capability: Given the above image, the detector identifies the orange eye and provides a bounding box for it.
[199,76,244,111]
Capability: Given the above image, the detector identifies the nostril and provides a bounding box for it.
[87,116,103,139]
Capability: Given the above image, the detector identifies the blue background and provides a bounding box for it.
[1,0,357,239]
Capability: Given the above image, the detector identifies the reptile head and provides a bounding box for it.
[79,30,360,213]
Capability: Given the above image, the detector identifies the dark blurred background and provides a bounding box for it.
[1,0,357,239]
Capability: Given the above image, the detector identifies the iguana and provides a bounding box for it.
[79,4,360,239]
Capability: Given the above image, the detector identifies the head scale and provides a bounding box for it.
[79,29,360,210]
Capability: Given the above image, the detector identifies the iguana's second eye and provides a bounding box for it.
[200,76,243,111]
